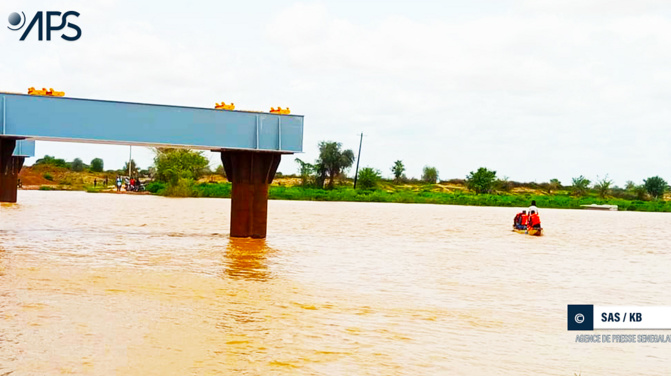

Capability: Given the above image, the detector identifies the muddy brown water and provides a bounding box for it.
[1,190,670,375]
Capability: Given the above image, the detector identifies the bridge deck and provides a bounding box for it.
[14,140,35,157]
[1,93,303,154]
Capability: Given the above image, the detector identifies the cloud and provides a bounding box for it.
[265,2,671,184]
[3,0,671,184]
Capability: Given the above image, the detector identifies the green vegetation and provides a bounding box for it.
[147,148,210,196]
[90,158,104,172]
[317,141,355,189]
[145,180,671,212]
[644,176,668,199]
[422,166,438,184]
[35,155,68,168]
[154,149,208,183]
[594,175,612,199]
[572,175,591,196]
[71,158,85,172]
[123,159,140,176]
[295,158,318,187]
[548,178,561,193]
[26,141,671,214]
[466,167,497,194]
[357,167,381,190]
[391,160,405,182]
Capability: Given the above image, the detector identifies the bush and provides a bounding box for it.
[422,166,438,184]
[494,178,513,192]
[90,158,104,172]
[39,185,56,191]
[71,158,84,172]
[164,178,195,197]
[35,155,67,168]
[571,175,591,196]
[194,182,232,198]
[594,175,613,198]
[444,178,465,185]
[644,176,668,199]
[153,148,209,184]
[466,167,497,194]
[357,167,381,190]
[43,173,54,181]
[145,181,167,194]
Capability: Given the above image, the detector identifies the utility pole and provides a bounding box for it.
[128,145,132,178]
[353,132,363,189]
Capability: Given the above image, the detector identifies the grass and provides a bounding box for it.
[146,181,671,212]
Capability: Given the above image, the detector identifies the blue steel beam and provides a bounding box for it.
[13,140,35,157]
[0,93,303,153]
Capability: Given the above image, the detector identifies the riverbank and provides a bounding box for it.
[19,165,671,212]
[145,181,671,212]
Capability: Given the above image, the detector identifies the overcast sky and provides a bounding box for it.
[2,0,670,186]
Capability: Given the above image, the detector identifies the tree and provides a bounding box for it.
[35,155,67,168]
[316,141,355,189]
[357,167,381,189]
[594,175,613,198]
[421,166,438,184]
[71,158,85,172]
[625,180,636,191]
[123,159,139,176]
[391,160,405,182]
[466,167,497,194]
[90,158,104,172]
[295,158,315,187]
[633,184,648,200]
[549,178,562,193]
[571,175,591,196]
[644,176,668,199]
[314,161,328,189]
[153,148,209,185]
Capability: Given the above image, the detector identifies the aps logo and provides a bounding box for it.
[7,11,81,41]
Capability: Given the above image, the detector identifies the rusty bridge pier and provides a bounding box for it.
[221,150,281,239]
[0,139,25,203]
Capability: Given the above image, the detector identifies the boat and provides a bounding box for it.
[512,227,543,236]
[580,204,618,211]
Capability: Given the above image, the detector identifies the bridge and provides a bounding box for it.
[0,93,304,238]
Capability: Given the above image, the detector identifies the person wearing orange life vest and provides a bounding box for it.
[513,210,528,230]
[528,210,541,229]
[520,210,529,229]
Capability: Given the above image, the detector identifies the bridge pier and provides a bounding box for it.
[220,150,281,239]
[0,139,25,203]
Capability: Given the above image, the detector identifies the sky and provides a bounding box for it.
[2,0,671,186]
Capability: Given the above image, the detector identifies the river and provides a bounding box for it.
[1,191,671,375]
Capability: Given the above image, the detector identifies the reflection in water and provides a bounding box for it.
[223,238,272,281]
[2,191,671,375]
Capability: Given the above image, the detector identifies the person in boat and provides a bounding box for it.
[528,200,539,215]
[528,210,541,229]
[520,210,528,229]
[513,210,528,230]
